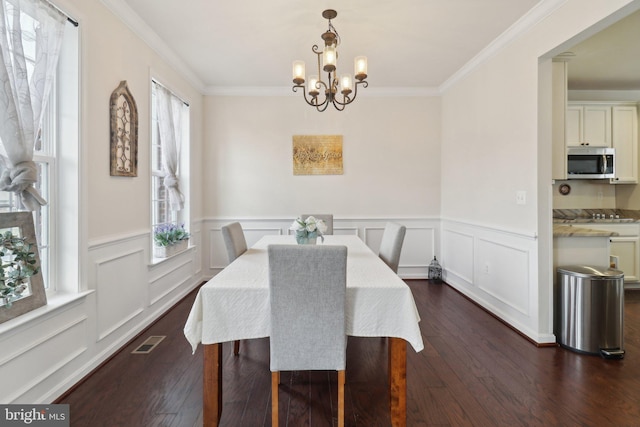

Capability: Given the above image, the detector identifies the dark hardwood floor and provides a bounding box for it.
[57,281,640,426]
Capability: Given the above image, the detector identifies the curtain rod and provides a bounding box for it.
[45,0,78,27]
[152,80,190,107]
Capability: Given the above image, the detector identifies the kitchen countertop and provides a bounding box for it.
[552,209,640,237]
[553,224,619,237]
[553,208,640,223]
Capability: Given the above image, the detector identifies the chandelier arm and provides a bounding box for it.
[294,84,331,108]
[316,100,331,112]
[332,95,352,107]
[331,97,347,111]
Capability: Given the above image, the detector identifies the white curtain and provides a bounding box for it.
[155,83,185,211]
[0,0,65,211]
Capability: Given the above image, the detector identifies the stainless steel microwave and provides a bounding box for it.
[567,147,615,179]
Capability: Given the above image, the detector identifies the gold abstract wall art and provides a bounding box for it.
[292,135,343,175]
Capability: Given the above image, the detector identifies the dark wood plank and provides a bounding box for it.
[57,281,640,427]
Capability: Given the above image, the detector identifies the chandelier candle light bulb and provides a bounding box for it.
[355,56,368,80]
[293,60,305,85]
[340,74,353,95]
[323,45,337,71]
[308,75,320,97]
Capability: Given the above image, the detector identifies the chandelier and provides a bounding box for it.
[292,9,368,112]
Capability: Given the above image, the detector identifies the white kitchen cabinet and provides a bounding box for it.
[610,236,640,282]
[610,105,638,184]
[565,105,583,147]
[566,103,612,147]
[577,223,640,283]
[554,236,611,281]
[584,105,612,147]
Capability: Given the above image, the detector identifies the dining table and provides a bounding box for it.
[184,234,424,426]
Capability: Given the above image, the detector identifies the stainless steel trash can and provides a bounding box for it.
[556,265,625,359]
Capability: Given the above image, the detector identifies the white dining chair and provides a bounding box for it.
[268,244,347,427]
[378,222,406,274]
[221,221,248,355]
[300,214,334,234]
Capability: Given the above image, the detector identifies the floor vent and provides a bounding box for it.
[131,335,166,354]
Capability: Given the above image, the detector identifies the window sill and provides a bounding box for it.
[149,244,195,267]
[0,290,94,336]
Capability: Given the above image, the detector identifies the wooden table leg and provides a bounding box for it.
[389,337,407,427]
[203,343,222,426]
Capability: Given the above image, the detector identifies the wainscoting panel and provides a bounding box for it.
[2,226,205,404]
[442,219,549,344]
[0,310,87,403]
[476,238,530,316]
[148,257,194,306]
[333,227,359,236]
[402,227,436,278]
[94,248,146,341]
[189,225,202,277]
[363,226,385,248]
[442,228,475,284]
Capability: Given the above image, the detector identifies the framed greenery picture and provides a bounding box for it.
[0,212,46,324]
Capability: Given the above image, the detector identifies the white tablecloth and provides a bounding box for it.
[184,235,424,353]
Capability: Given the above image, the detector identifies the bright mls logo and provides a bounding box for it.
[0,405,69,426]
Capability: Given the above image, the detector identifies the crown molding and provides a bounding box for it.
[204,85,442,97]
[439,0,567,93]
[99,0,206,93]
[100,0,566,99]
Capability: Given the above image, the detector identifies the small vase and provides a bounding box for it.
[296,232,317,245]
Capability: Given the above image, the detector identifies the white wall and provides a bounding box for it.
[0,0,205,404]
[203,95,441,218]
[441,0,639,343]
[81,1,204,240]
[552,180,616,209]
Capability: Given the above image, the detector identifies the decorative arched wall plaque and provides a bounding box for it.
[110,80,138,177]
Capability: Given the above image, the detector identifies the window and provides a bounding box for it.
[150,80,190,252]
[0,4,79,293]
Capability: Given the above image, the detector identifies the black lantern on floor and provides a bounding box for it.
[428,256,442,283]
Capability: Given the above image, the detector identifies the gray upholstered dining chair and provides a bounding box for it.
[300,214,334,234]
[268,244,347,427]
[221,222,248,263]
[221,221,248,355]
[378,222,406,274]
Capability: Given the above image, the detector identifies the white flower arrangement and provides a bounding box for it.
[290,216,327,243]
